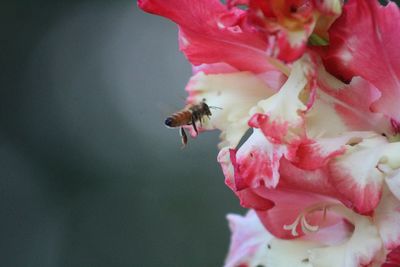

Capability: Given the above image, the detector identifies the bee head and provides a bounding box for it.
[200,99,209,109]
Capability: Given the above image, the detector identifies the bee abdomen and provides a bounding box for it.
[164,111,192,128]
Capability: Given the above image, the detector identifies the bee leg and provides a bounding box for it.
[180,127,188,149]
[192,116,198,135]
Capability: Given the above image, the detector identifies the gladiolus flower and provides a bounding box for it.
[139,0,400,266]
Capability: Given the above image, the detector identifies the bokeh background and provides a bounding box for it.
[1,1,244,266]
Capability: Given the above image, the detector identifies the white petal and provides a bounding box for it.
[381,142,400,170]
[376,142,400,202]
[331,135,387,187]
[254,56,311,127]
[265,239,319,267]
[384,168,400,201]
[305,97,348,139]
[374,186,400,250]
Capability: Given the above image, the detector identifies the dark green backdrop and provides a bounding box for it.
[0,1,243,266]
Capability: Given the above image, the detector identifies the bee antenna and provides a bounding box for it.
[209,106,223,110]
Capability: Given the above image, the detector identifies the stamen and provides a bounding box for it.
[283,203,330,237]
[301,215,319,233]
[283,216,301,236]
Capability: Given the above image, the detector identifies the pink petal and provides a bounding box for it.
[319,74,391,134]
[254,188,342,239]
[279,158,339,196]
[224,210,273,267]
[292,137,346,170]
[301,219,353,246]
[324,0,400,124]
[138,0,276,73]
[248,114,291,145]
[274,29,310,62]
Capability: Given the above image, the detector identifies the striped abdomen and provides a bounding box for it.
[164,110,192,128]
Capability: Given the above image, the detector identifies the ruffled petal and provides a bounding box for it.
[328,136,400,214]
[324,0,400,123]
[246,55,317,171]
[328,135,388,214]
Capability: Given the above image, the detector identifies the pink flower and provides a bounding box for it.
[139,0,400,265]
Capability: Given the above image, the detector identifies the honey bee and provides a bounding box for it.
[164,99,218,147]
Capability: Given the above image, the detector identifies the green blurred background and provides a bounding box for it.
[0,1,244,266]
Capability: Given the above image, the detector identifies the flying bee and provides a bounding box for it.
[164,99,219,148]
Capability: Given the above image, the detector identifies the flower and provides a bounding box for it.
[139,0,400,266]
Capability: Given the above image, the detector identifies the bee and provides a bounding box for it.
[164,99,218,147]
